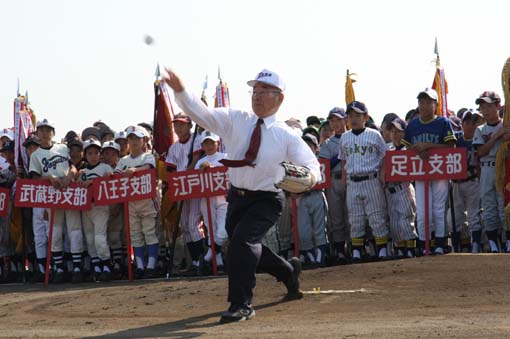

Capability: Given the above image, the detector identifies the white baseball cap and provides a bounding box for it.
[125,125,147,138]
[83,138,102,151]
[114,131,128,141]
[201,131,220,143]
[0,128,14,141]
[36,118,55,130]
[102,140,121,152]
[417,88,438,101]
[247,69,285,92]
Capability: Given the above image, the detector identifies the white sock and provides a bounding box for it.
[489,240,499,253]
[192,260,199,267]
[352,249,361,259]
[434,247,444,255]
[216,253,224,266]
[38,263,46,273]
[472,242,480,254]
[306,251,315,262]
[204,248,212,261]
[506,240,510,252]
[147,256,157,269]
[378,247,387,257]
[135,256,144,270]
[103,265,111,273]
[316,248,323,263]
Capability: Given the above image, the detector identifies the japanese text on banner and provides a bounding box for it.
[0,187,9,217]
[385,148,467,182]
[14,180,92,210]
[93,169,156,205]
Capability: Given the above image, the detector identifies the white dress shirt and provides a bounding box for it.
[175,90,320,192]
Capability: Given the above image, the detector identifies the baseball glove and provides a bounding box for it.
[275,162,315,193]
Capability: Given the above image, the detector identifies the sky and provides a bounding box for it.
[1,0,510,139]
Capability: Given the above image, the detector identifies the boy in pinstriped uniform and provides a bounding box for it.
[318,107,350,262]
[338,101,389,261]
[386,118,418,257]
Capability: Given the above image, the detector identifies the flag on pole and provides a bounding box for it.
[345,69,356,106]
[152,64,175,158]
[214,66,230,108]
[431,38,449,117]
[201,75,208,106]
[13,90,35,175]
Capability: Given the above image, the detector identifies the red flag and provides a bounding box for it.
[153,75,175,157]
[214,67,230,108]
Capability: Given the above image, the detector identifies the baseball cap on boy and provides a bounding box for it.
[201,131,220,143]
[0,128,14,141]
[461,108,484,122]
[346,101,368,114]
[302,133,319,148]
[475,91,501,105]
[417,88,438,101]
[172,112,192,124]
[247,69,285,92]
[83,138,102,151]
[125,125,147,138]
[328,107,346,119]
[102,140,121,152]
[36,118,55,130]
[391,118,407,131]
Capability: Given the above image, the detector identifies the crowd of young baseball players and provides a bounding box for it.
[0,86,508,284]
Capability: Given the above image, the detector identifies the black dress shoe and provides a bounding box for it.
[219,304,255,323]
[283,257,304,301]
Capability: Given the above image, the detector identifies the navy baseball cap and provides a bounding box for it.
[461,108,483,122]
[449,116,462,131]
[328,107,346,119]
[347,101,368,114]
[23,133,41,147]
[391,118,407,131]
[0,140,14,152]
[475,91,501,105]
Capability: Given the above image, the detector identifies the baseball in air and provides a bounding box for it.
[143,35,154,46]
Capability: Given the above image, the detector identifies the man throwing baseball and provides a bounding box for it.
[164,67,320,323]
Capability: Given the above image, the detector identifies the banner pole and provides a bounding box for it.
[205,197,217,275]
[44,208,55,286]
[424,181,430,256]
[123,202,133,282]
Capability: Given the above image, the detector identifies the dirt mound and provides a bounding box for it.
[0,254,509,338]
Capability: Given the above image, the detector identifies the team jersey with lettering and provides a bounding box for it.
[472,121,503,162]
[79,162,112,182]
[29,143,71,178]
[402,116,456,147]
[195,152,227,169]
[114,152,156,173]
[319,134,343,173]
[165,135,202,171]
[338,128,387,176]
[455,131,477,175]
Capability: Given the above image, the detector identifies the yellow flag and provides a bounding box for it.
[345,70,355,106]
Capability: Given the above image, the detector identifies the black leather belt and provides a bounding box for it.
[452,175,478,183]
[349,172,378,182]
[230,185,277,198]
[387,184,403,194]
[333,173,342,179]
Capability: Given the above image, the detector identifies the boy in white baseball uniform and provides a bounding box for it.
[29,119,84,283]
[79,139,114,281]
[297,133,328,267]
[386,118,418,258]
[102,141,125,278]
[115,126,159,279]
[195,131,228,273]
[473,91,510,253]
[165,113,204,274]
[338,101,389,261]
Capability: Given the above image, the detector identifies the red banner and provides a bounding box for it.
[0,187,9,217]
[385,148,467,182]
[93,169,156,205]
[168,167,229,201]
[14,180,92,210]
[315,158,331,190]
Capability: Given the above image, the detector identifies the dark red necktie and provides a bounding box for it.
[220,118,263,168]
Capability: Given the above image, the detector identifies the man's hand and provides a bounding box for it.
[163,68,185,93]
